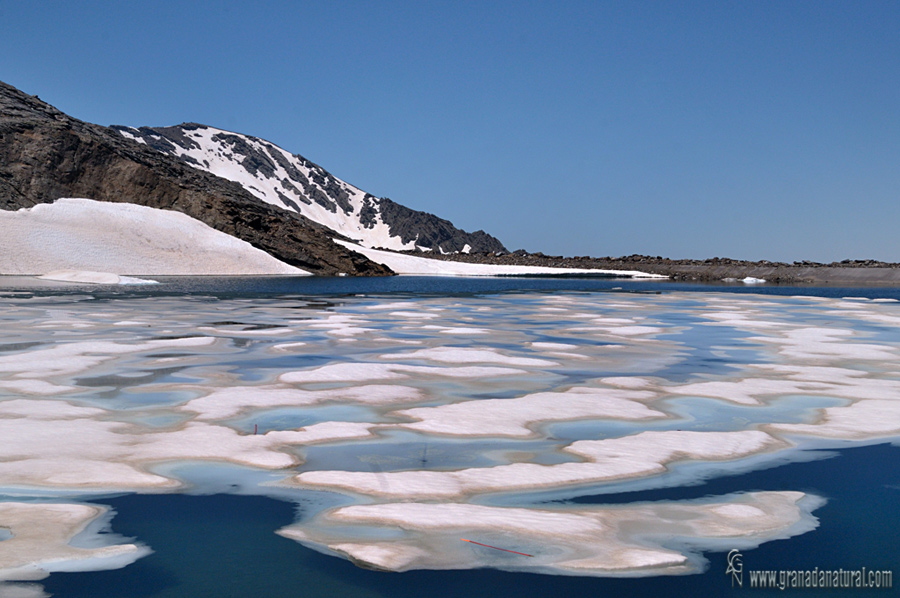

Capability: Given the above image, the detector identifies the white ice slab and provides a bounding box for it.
[294,430,784,498]
[182,384,423,420]
[394,386,663,437]
[0,503,149,582]
[280,491,820,576]
[279,363,526,384]
[384,346,557,367]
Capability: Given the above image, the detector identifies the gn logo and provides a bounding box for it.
[726,549,743,588]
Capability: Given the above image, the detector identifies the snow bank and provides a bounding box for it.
[0,198,308,275]
[335,240,665,278]
[37,271,159,285]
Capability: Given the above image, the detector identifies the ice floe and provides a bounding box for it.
[393,386,664,437]
[280,491,821,576]
[0,502,149,582]
[384,346,558,367]
[293,431,785,499]
[0,337,216,379]
[279,363,526,384]
[182,384,423,420]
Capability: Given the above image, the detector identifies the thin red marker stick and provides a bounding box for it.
[461,538,533,557]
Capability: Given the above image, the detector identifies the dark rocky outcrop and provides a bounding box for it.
[376,197,505,253]
[0,80,393,276]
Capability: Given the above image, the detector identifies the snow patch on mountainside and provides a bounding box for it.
[113,125,429,251]
[0,199,309,276]
[112,124,507,254]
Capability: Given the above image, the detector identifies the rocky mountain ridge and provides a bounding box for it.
[111,123,505,254]
[0,80,398,275]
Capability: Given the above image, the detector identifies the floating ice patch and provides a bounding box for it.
[0,380,77,395]
[292,430,785,499]
[438,327,490,335]
[363,302,416,310]
[270,342,307,352]
[755,327,898,362]
[393,386,664,437]
[388,311,439,319]
[0,397,387,489]
[281,491,821,576]
[182,384,423,420]
[384,347,557,367]
[770,399,900,439]
[530,342,579,350]
[265,421,378,445]
[665,377,832,406]
[280,363,527,385]
[0,502,150,582]
[305,314,377,337]
[0,337,216,379]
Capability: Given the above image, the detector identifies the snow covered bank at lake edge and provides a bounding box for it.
[37,271,159,285]
[0,199,309,276]
[335,240,666,277]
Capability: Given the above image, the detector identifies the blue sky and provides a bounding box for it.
[2,1,898,261]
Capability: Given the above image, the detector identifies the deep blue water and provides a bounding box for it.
[14,274,900,301]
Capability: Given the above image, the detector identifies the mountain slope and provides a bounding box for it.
[0,80,392,276]
[112,123,505,254]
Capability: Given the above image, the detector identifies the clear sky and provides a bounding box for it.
[2,1,898,261]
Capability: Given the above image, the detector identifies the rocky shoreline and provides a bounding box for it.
[400,251,900,284]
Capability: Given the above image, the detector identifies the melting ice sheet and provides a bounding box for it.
[0,502,149,587]
[1,287,900,591]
